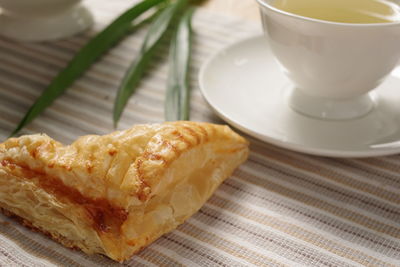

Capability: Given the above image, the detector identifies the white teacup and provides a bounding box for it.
[0,0,93,41]
[256,0,400,120]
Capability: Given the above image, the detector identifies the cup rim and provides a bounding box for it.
[256,0,400,27]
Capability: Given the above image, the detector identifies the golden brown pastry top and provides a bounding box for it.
[0,121,248,209]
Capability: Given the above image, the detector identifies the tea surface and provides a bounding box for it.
[272,0,400,23]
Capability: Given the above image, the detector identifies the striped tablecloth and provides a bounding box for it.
[0,1,399,266]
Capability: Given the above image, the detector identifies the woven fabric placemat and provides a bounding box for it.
[0,1,399,266]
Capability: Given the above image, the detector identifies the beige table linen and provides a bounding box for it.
[0,1,399,266]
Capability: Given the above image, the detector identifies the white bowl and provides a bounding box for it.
[0,0,93,41]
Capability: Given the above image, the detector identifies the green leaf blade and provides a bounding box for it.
[165,7,195,121]
[11,0,167,136]
[113,0,189,126]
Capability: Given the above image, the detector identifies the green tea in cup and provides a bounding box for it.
[272,0,400,23]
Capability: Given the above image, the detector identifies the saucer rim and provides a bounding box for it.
[199,35,400,158]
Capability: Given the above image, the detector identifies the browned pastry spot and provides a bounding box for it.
[1,160,127,234]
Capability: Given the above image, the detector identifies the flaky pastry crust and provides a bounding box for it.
[0,121,249,261]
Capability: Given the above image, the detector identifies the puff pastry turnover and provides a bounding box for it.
[0,121,248,261]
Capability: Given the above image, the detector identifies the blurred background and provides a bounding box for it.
[204,0,259,20]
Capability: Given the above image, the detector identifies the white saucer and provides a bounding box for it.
[199,36,400,158]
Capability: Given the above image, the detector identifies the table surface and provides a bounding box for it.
[202,0,260,21]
